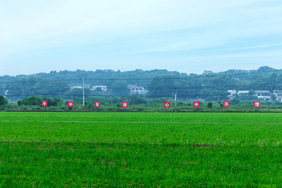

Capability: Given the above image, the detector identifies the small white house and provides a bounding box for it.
[255,90,271,101]
[227,90,237,99]
[128,85,148,95]
[254,90,271,96]
[274,90,282,102]
[70,86,83,90]
[90,85,108,93]
[237,91,249,95]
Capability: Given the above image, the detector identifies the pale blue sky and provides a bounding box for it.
[0,0,282,76]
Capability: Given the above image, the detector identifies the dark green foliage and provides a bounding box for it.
[4,77,69,100]
[128,95,147,105]
[0,95,279,112]
[230,98,240,105]
[0,96,8,105]
[18,96,42,106]
[0,67,282,101]
[65,88,91,99]
[111,80,129,96]
[45,97,62,106]
[18,96,62,106]
[207,102,213,108]
[148,76,176,98]
[218,101,223,108]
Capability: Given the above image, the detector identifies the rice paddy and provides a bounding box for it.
[0,112,281,186]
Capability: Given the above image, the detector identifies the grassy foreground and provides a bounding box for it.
[0,112,281,187]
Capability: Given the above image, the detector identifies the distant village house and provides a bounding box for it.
[274,90,282,102]
[228,90,274,101]
[90,85,108,93]
[128,84,148,95]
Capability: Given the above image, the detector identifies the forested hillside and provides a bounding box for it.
[0,66,281,101]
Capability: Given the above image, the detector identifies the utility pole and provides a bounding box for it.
[174,87,177,112]
[82,77,85,107]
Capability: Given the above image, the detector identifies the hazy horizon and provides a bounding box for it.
[1,0,282,76]
[1,65,281,77]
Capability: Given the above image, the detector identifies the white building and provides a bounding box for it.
[237,91,249,95]
[90,85,108,93]
[227,90,278,101]
[227,90,237,99]
[254,90,271,96]
[254,90,271,101]
[70,86,83,90]
[128,85,148,95]
[274,90,282,102]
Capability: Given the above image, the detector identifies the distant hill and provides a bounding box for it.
[1,69,185,87]
[0,66,281,100]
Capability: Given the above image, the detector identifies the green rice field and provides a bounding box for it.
[0,112,281,187]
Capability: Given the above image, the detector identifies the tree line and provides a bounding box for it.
[0,66,281,101]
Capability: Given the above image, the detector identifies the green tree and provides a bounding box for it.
[18,96,42,106]
[207,102,213,108]
[128,96,147,105]
[148,76,176,98]
[111,81,129,96]
[230,98,240,105]
[247,90,257,100]
[0,96,8,105]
